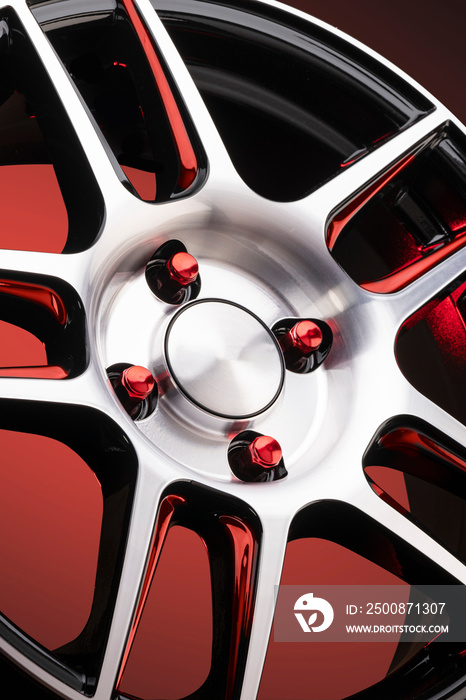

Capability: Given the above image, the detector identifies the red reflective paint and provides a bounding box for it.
[0,429,102,650]
[0,279,67,324]
[121,366,156,400]
[326,155,414,251]
[0,365,68,379]
[249,435,282,468]
[258,538,410,700]
[287,320,323,354]
[122,0,198,191]
[116,494,186,690]
[167,252,199,285]
[364,422,466,563]
[117,524,212,700]
[361,231,466,293]
[219,515,257,700]
[121,165,157,201]
[380,427,466,477]
[365,466,411,514]
[396,282,466,425]
[0,165,68,253]
[0,320,46,370]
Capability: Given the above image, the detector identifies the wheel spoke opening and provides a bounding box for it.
[257,501,464,700]
[328,124,466,293]
[0,272,87,380]
[0,401,138,694]
[0,7,104,253]
[157,0,432,202]
[28,0,207,203]
[116,481,261,700]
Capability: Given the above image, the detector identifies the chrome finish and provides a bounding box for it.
[165,299,284,418]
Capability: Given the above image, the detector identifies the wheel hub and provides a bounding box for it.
[165,299,284,418]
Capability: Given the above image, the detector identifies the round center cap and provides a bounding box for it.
[165,300,284,417]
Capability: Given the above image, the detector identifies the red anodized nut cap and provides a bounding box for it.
[167,252,199,285]
[249,435,283,469]
[289,320,323,354]
[121,366,156,400]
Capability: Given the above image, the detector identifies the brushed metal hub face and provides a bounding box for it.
[165,300,284,418]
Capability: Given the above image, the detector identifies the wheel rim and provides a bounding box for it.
[1,1,466,699]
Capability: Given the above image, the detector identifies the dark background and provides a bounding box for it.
[282,0,466,124]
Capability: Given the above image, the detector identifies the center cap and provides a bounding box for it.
[165,300,284,418]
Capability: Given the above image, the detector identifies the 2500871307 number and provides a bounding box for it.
[365,602,446,615]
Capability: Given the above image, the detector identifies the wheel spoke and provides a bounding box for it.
[385,245,466,326]
[352,485,466,585]
[0,249,92,298]
[398,374,466,447]
[238,514,289,700]
[0,363,106,409]
[289,108,450,252]
[128,0,247,189]
[92,453,174,700]
[13,1,125,205]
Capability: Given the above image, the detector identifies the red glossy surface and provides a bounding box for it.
[362,232,466,293]
[396,280,466,425]
[219,515,257,700]
[117,524,212,700]
[249,436,282,468]
[381,426,466,474]
[0,429,102,650]
[365,466,411,514]
[0,164,68,253]
[167,252,199,285]
[117,495,186,690]
[121,366,156,400]
[364,424,466,562]
[0,279,67,324]
[289,320,323,353]
[122,0,198,191]
[0,365,68,379]
[0,320,46,370]
[326,155,414,251]
[258,538,409,700]
[121,165,157,202]
[0,320,69,379]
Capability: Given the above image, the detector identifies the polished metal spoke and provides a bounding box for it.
[353,483,466,585]
[93,442,176,700]
[238,512,289,700]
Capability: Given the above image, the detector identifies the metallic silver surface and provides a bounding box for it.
[165,299,284,417]
[1,1,466,700]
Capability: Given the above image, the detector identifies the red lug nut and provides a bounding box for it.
[248,435,283,468]
[228,430,287,482]
[121,365,156,400]
[167,252,199,286]
[287,320,323,355]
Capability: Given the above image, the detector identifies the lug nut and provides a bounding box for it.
[145,240,201,305]
[283,320,323,355]
[121,365,156,400]
[167,252,199,286]
[107,363,158,420]
[273,317,332,374]
[228,430,287,482]
[249,435,283,468]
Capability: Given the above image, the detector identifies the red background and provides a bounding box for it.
[282,0,466,124]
